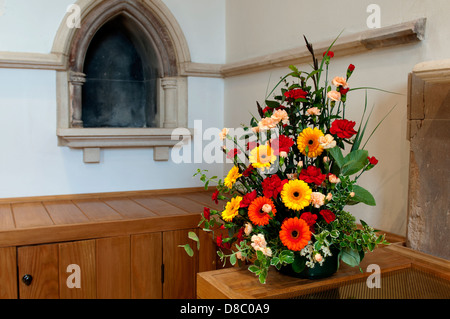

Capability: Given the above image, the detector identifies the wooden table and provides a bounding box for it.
[197,245,450,299]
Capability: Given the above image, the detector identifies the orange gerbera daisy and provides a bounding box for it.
[248,197,277,226]
[279,217,311,251]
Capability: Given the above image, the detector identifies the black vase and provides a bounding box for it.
[278,247,340,280]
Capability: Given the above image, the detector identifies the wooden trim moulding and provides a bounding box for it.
[0,18,425,78]
[0,187,208,205]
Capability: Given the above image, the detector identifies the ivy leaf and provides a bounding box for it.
[248,265,259,274]
[188,231,200,250]
[179,244,194,257]
[230,253,237,266]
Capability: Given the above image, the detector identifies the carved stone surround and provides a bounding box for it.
[407,59,450,260]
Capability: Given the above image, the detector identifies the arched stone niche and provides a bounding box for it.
[55,0,192,163]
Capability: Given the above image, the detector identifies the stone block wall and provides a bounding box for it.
[407,73,450,260]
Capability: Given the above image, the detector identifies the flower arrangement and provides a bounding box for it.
[186,37,390,284]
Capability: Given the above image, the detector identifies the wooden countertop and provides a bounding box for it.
[197,245,450,299]
[0,188,216,248]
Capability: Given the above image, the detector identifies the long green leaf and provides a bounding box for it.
[340,247,360,267]
[352,185,376,206]
[362,103,397,149]
[328,147,345,168]
[317,30,344,86]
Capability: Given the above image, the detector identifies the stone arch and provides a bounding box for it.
[54,0,192,162]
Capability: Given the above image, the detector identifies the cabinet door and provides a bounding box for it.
[131,232,162,299]
[18,244,59,299]
[163,229,198,299]
[59,240,96,299]
[0,247,17,299]
[96,236,131,299]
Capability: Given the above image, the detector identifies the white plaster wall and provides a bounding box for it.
[0,0,225,198]
[224,0,450,236]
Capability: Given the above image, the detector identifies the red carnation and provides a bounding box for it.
[237,227,245,244]
[284,88,308,100]
[300,212,318,228]
[348,64,356,72]
[340,87,350,95]
[226,148,241,159]
[262,175,288,199]
[203,207,211,221]
[323,51,334,58]
[242,164,255,177]
[271,135,294,156]
[299,166,326,186]
[319,209,336,224]
[212,190,219,204]
[330,119,358,139]
[247,141,259,151]
[368,156,379,165]
[240,190,257,208]
[216,233,231,249]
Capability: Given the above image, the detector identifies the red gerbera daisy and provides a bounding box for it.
[279,217,311,251]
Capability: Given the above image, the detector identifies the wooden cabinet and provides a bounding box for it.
[0,189,219,299]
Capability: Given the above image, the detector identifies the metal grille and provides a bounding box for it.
[291,268,450,299]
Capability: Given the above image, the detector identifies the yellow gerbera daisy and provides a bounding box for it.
[249,143,277,172]
[222,196,243,222]
[281,180,312,211]
[297,127,324,158]
[224,166,242,189]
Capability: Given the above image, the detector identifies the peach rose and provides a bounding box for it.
[318,134,336,149]
[258,117,277,131]
[332,76,349,88]
[219,128,229,140]
[262,204,272,213]
[236,251,246,261]
[286,173,298,180]
[307,107,321,116]
[244,222,253,236]
[251,234,271,256]
[314,253,323,263]
[310,192,325,208]
[327,90,341,102]
[328,174,340,184]
[271,109,289,125]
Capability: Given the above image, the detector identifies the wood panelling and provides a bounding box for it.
[18,244,59,299]
[96,236,131,299]
[73,199,123,221]
[158,195,207,214]
[132,197,189,216]
[0,247,17,299]
[59,240,96,299]
[103,198,156,219]
[131,232,162,299]
[44,200,90,225]
[12,202,54,228]
[163,229,198,299]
